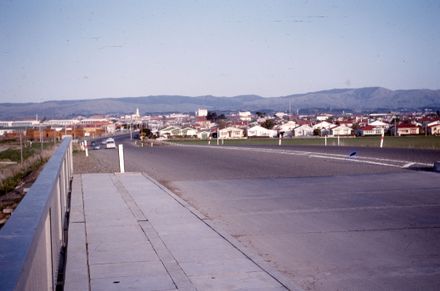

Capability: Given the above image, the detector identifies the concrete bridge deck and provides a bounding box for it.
[65,172,289,291]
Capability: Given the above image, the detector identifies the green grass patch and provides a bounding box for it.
[169,136,440,149]
[0,142,54,163]
[0,147,35,162]
[0,158,46,195]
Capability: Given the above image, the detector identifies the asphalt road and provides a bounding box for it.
[88,138,440,291]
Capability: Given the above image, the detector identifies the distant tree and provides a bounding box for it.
[256,111,266,118]
[313,128,321,136]
[218,113,226,120]
[141,128,153,139]
[260,119,275,129]
[206,111,218,122]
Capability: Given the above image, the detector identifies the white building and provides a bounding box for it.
[218,127,245,139]
[44,119,80,126]
[247,125,277,138]
[277,121,297,133]
[196,108,208,117]
[313,121,333,130]
[331,124,353,136]
[368,120,389,129]
[197,130,211,139]
[0,120,41,127]
[239,111,252,122]
[428,122,440,135]
[159,126,181,137]
[181,127,198,137]
[316,114,333,121]
[357,125,384,136]
[293,125,314,137]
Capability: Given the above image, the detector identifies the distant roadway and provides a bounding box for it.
[90,136,440,291]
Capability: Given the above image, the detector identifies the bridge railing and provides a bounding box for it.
[0,137,73,291]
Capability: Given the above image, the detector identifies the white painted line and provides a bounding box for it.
[403,162,416,168]
[308,154,403,168]
[173,144,434,169]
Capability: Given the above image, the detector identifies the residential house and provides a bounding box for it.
[427,121,440,135]
[181,127,197,137]
[356,125,384,136]
[368,120,389,129]
[218,127,245,139]
[277,121,297,133]
[247,125,277,138]
[293,125,314,137]
[390,124,421,136]
[312,121,333,130]
[197,130,211,139]
[159,126,181,138]
[312,121,333,136]
[330,124,353,136]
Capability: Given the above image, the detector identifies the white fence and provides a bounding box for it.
[0,137,73,291]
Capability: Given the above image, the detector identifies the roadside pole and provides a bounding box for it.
[39,124,43,153]
[337,135,340,146]
[278,136,282,146]
[19,131,23,165]
[324,135,327,146]
[84,140,89,157]
[380,130,385,148]
[208,137,211,145]
[118,144,125,173]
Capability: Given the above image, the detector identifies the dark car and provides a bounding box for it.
[90,141,101,150]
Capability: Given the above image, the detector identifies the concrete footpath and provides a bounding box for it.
[64,173,289,291]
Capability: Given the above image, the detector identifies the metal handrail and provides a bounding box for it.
[0,137,73,291]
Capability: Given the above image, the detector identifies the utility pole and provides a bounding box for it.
[39,122,43,152]
[19,130,23,165]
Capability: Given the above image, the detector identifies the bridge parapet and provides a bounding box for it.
[0,137,73,291]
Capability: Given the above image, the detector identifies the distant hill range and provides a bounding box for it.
[1,87,440,120]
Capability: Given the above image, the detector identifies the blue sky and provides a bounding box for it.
[1,0,439,102]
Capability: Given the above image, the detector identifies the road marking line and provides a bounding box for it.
[403,162,416,168]
[308,154,403,168]
[173,144,434,169]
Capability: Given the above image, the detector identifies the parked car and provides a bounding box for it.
[105,140,116,149]
[101,137,115,145]
[90,141,101,150]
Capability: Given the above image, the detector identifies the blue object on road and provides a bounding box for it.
[349,151,357,157]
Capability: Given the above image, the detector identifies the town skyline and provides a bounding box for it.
[1,86,439,120]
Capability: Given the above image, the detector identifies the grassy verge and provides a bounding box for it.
[0,144,55,196]
[168,136,440,149]
[0,158,47,195]
[0,142,55,162]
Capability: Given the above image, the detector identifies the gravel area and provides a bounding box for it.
[73,149,119,174]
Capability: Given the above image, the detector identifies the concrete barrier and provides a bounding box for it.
[0,137,73,291]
